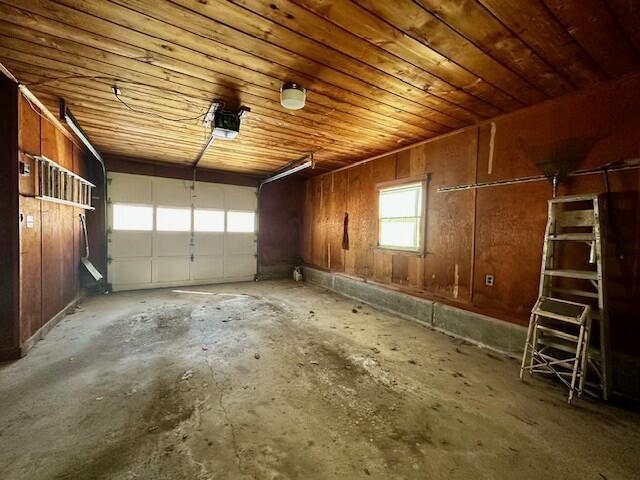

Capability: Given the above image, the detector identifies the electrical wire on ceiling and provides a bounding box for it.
[25,73,212,124]
[112,87,209,122]
[25,74,124,87]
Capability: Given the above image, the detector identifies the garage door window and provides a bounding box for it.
[227,211,255,233]
[113,204,153,231]
[156,207,191,232]
[194,209,225,232]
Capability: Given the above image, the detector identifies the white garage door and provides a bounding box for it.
[107,172,257,291]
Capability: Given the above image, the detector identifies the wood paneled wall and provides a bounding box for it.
[302,73,640,357]
[258,176,305,273]
[7,89,94,358]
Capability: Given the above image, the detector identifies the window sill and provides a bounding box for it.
[374,246,426,257]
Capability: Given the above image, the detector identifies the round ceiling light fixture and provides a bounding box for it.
[280,83,306,110]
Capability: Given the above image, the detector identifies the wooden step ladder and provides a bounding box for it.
[522,194,611,400]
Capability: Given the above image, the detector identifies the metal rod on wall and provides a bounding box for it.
[437,159,640,193]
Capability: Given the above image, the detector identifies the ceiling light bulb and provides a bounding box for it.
[280,83,306,110]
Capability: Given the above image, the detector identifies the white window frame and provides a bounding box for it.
[376,180,426,253]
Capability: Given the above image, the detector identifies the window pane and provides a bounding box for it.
[227,211,255,233]
[380,218,418,249]
[157,207,191,232]
[113,204,153,231]
[194,209,224,232]
[379,184,421,218]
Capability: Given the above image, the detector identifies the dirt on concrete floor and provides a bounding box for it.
[0,279,638,480]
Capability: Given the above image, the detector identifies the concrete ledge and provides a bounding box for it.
[258,264,294,280]
[304,266,517,356]
[433,303,526,357]
[333,275,433,326]
[303,267,335,291]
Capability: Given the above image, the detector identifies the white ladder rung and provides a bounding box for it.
[547,233,595,241]
[549,194,598,203]
[549,287,599,299]
[544,269,598,280]
[538,338,580,355]
[534,309,583,324]
[536,325,580,342]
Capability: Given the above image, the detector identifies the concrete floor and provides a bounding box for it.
[1,280,638,480]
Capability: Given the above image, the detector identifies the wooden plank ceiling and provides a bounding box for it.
[1,0,639,175]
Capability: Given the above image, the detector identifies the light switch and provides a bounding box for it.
[25,215,34,229]
[19,161,31,176]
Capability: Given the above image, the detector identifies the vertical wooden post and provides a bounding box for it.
[0,75,21,360]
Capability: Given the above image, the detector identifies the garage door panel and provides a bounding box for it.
[109,258,152,286]
[152,257,190,283]
[192,255,224,280]
[224,233,256,255]
[194,182,224,208]
[154,232,191,257]
[110,231,152,257]
[108,173,152,203]
[194,233,223,255]
[224,254,256,278]
[224,185,257,210]
[153,178,191,206]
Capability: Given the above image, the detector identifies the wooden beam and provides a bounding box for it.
[0,75,20,359]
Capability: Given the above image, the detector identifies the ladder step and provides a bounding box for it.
[549,194,598,204]
[536,325,580,342]
[547,233,595,241]
[538,338,580,355]
[549,287,599,299]
[544,269,598,280]
[534,309,583,325]
[556,209,595,227]
[534,297,589,324]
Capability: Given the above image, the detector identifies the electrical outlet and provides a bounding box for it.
[485,274,494,287]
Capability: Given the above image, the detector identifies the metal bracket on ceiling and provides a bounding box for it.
[237,106,251,119]
[259,152,315,189]
[202,101,223,129]
[202,101,251,128]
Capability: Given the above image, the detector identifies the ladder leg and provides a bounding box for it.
[520,312,536,380]
[529,315,540,372]
[593,197,611,401]
[578,318,592,397]
[568,323,586,404]
[600,330,610,400]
